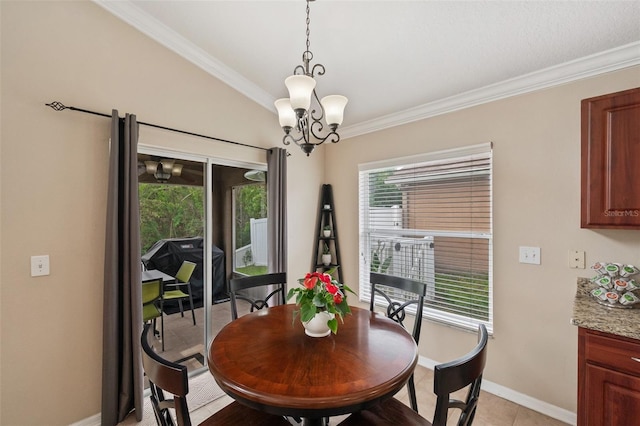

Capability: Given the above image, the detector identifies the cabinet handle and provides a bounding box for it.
[632,357,640,363]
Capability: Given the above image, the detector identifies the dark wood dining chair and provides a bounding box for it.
[338,324,489,426]
[369,272,428,412]
[228,272,287,320]
[140,324,291,426]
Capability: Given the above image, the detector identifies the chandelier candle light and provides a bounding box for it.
[275,0,348,156]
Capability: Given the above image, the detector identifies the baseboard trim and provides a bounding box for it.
[418,356,577,425]
[70,413,101,426]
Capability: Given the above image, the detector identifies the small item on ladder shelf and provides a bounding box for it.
[323,226,331,238]
[322,243,332,266]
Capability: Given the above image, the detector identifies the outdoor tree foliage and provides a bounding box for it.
[234,183,267,248]
[139,182,267,261]
[369,171,402,207]
[139,184,205,253]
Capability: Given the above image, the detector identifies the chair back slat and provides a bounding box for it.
[141,324,192,426]
[142,279,162,305]
[432,324,488,426]
[229,273,287,320]
[175,261,196,283]
[369,272,427,343]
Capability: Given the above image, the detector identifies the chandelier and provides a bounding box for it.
[275,0,348,156]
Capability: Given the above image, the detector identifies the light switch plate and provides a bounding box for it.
[31,255,50,277]
[519,246,541,265]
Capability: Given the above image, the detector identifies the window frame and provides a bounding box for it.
[358,142,493,333]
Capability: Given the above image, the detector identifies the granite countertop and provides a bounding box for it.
[572,277,640,341]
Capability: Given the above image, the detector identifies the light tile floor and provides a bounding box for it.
[144,300,570,426]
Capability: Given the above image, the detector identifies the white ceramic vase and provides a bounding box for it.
[323,229,331,238]
[303,311,334,337]
[322,254,332,266]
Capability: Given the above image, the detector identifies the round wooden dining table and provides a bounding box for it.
[208,304,418,426]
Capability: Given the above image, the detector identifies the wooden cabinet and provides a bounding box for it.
[581,87,640,229]
[578,327,640,425]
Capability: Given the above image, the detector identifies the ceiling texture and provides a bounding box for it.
[95,0,640,139]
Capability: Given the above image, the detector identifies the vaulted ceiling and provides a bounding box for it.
[96,0,640,138]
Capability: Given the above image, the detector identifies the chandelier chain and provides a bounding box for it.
[306,0,311,54]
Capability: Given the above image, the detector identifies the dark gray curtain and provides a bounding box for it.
[102,110,144,425]
[267,148,288,300]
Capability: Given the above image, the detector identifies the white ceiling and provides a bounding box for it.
[95,0,640,138]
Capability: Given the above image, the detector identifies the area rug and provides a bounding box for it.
[118,372,226,426]
[187,371,226,411]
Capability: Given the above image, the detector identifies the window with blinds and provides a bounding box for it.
[358,143,493,333]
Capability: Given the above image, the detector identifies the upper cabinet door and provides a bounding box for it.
[581,87,640,229]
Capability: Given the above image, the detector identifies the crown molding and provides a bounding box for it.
[340,41,640,139]
[93,1,639,141]
[92,0,275,111]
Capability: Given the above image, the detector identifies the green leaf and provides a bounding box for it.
[286,288,297,300]
[380,255,393,273]
[336,298,351,315]
[300,304,317,322]
[371,252,380,272]
[327,317,338,334]
[312,293,326,308]
[341,283,357,296]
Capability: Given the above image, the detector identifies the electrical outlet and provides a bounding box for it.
[31,255,50,277]
[519,246,541,265]
[569,250,585,269]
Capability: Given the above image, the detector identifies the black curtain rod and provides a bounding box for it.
[45,101,269,152]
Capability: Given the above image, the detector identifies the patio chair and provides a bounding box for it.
[140,324,290,426]
[338,324,488,426]
[142,279,165,351]
[163,260,197,325]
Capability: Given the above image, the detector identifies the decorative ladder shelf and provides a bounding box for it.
[311,184,343,283]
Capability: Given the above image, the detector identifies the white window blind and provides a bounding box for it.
[359,143,493,333]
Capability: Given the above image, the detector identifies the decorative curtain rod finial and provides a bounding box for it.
[46,101,69,111]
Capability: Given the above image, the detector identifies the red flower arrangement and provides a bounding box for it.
[287,268,355,334]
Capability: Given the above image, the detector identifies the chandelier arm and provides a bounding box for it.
[282,115,311,147]
[310,63,325,78]
[309,89,325,123]
[282,133,297,147]
[293,64,306,76]
[309,113,325,136]
[309,124,340,145]
[299,115,310,145]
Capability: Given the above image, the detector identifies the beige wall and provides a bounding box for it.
[0,1,322,424]
[2,0,639,424]
[324,67,640,414]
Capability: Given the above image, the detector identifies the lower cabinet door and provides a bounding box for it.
[585,363,640,425]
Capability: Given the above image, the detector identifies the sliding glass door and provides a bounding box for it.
[139,147,268,374]
[139,151,207,372]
